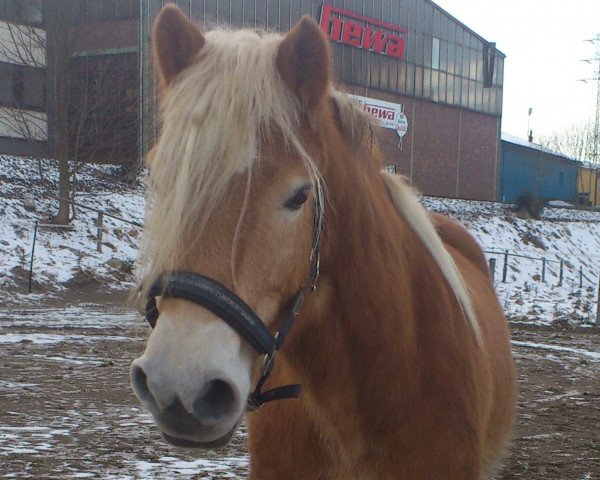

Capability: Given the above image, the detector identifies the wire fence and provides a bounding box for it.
[484,249,600,327]
[484,250,595,288]
[24,200,600,327]
[27,197,141,293]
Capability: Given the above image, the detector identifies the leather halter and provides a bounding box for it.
[144,193,323,411]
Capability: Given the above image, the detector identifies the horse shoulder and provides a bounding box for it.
[429,212,489,276]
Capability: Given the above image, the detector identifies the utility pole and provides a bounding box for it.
[581,35,600,163]
[593,38,600,163]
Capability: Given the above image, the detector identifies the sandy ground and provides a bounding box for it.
[1,303,599,479]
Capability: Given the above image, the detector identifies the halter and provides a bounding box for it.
[144,191,324,411]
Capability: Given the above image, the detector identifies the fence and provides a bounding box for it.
[485,250,591,288]
[484,249,600,327]
[27,197,142,293]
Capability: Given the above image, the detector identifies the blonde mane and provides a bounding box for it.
[331,92,378,152]
[381,172,482,343]
[140,28,323,292]
[331,96,481,342]
[141,27,479,341]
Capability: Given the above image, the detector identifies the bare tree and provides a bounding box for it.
[539,120,597,163]
[0,0,138,223]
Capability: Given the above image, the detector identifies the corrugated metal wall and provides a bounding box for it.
[140,0,504,155]
[143,1,503,110]
[139,1,505,200]
[499,142,579,203]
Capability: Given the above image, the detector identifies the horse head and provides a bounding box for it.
[131,6,336,448]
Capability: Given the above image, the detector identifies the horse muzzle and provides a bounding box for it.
[131,361,244,447]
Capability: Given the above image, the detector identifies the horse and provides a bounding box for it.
[131,6,517,479]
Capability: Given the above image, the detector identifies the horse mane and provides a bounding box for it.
[140,27,323,293]
[142,24,480,341]
[381,172,482,343]
[331,95,481,342]
[331,92,378,154]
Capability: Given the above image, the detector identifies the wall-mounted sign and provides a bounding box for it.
[346,94,408,139]
[396,113,408,139]
[319,5,406,59]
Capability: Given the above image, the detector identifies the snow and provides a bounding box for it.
[2,154,600,326]
[511,340,600,361]
[0,305,138,329]
[129,457,249,478]
[0,333,135,344]
[0,305,251,478]
[547,200,574,208]
[0,155,144,295]
[422,196,600,325]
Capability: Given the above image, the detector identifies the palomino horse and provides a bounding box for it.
[131,6,516,479]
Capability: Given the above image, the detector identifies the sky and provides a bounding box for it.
[433,0,600,141]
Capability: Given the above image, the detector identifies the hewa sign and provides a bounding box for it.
[319,5,406,59]
[346,93,408,138]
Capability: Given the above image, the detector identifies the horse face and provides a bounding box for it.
[131,153,318,448]
[131,6,331,448]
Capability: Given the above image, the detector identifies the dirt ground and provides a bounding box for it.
[1,303,599,479]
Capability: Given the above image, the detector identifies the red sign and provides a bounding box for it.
[319,5,406,59]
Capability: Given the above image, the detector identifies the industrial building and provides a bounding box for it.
[499,134,580,204]
[0,0,46,156]
[577,164,600,206]
[2,1,505,201]
[0,0,139,163]
[141,0,505,201]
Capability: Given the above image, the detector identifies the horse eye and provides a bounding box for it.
[284,186,310,210]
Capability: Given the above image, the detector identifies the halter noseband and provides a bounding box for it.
[144,193,323,411]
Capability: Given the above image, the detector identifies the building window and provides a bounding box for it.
[0,62,45,110]
[65,0,138,24]
[483,42,496,87]
[11,66,24,105]
[432,37,440,70]
[0,0,42,25]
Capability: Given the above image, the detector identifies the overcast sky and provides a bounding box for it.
[433,0,600,141]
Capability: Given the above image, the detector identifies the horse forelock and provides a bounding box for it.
[140,27,324,294]
[331,93,379,152]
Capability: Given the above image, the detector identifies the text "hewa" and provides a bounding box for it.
[319,5,406,59]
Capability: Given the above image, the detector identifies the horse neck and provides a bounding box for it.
[285,136,432,404]
[322,155,422,342]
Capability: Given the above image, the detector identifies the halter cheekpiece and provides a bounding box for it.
[144,193,323,411]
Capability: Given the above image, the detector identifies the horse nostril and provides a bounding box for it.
[131,364,159,412]
[192,379,237,426]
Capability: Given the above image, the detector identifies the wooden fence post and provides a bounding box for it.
[28,221,38,293]
[596,273,600,328]
[489,258,496,283]
[558,260,564,286]
[541,258,546,283]
[502,250,509,283]
[96,212,104,253]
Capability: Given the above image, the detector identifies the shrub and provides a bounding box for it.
[514,192,546,219]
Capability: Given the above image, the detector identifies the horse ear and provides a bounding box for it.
[276,16,331,110]
[153,5,205,87]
